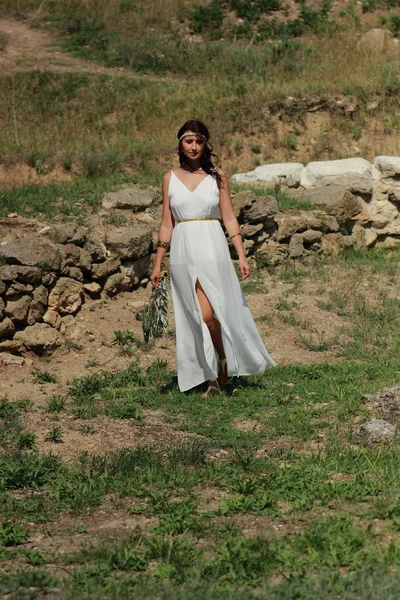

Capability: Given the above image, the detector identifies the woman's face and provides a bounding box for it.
[181,134,205,161]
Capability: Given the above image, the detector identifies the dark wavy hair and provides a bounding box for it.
[177,120,221,186]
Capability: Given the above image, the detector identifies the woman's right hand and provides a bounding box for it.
[150,266,161,288]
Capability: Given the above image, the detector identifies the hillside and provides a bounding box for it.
[0,0,399,188]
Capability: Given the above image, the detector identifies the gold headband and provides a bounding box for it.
[179,131,206,141]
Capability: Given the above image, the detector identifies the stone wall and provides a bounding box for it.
[232,156,400,251]
[0,219,153,355]
[1,157,400,356]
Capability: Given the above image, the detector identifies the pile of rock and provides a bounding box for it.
[0,218,153,355]
[233,156,400,255]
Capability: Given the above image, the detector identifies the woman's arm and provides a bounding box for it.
[218,169,250,280]
[150,172,174,288]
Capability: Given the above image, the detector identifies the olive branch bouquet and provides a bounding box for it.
[139,276,170,343]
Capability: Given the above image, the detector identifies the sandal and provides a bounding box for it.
[219,358,233,385]
[202,381,220,398]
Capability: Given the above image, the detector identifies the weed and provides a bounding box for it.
[297,329,331,352]
[80,424,95,435]
[32,368,59,384]
[44,425,64,443]
[45,395,66,413]
[65,340,84,352]
[103,213,127,226]
[16,431,36,450]
[0,520,29,546]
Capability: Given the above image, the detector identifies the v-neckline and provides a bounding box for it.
[172,170,210,194]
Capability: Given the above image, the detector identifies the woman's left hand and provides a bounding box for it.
[239,257,251,280]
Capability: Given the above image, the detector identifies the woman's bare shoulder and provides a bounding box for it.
[162,170,173,182]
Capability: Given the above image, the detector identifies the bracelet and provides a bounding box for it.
[157,241,170,250]
[230,232,242,240]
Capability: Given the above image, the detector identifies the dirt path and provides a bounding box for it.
[0,17,182,82]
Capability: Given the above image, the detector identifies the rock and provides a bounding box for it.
[362,385,400,416]
[83,282,102,296]
[41,272,57,287]
[0,317,15,339]
[84,236,107,262]
[232,162,304,187]
[0,353,24,366]
[375,236,400,249]
[119,256,151,286]
[289,234,304,258]
[105,227,152,260]
[321,233,344,255]
[256,243,289,266]
[358,29,394,53]
[297,186,362,225]
[300,229,322,244]
[103,273,130,296]
[129,300,146,309]
[0,339,22,354]
[232,190,257,216]
[5,296,31,324]
[27,285,48,325]
[78,248,92,272]
[62,315,75,328]
[359,418,396,441]
[61,243,81,267]
[91,258,121,280]
[242,195,279,226]
[241,223,264,238]
[243,238,255,255]
[43,310,63,330]
[275,213,313,241]
[0,297,4,319]
[47,278,84,314]
[0,237,62,271]
[64,267,83,282]
[389,185,400,204]
[374,156,400,178]
[0,281,5,295]
[14,323,62,354]
[364,229,378,247]
[300,158,373,195]
[42,223,87,245]
[318,214,340,233]
[5,282,33,296]
[0,265,42,284]
[102,187,157,211]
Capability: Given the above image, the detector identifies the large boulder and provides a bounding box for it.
[27,285,48,325]
[105,227,152,260]
[242,195,279,227]
[47,277,84,314]
[120,256,151,286]
[358,29,394,53]
[14,323,62,354]
[300,158,373,194]
[84,236,107,262]
[275,212,322,242]
[0,265,42,284]
[41,223,87,246]
[297,186,363,225]
[232,163,304,187]
[0,237,62,271]
[256,243,289,266]
[5,296,31,324]
[374,156,400,179]
[102,187,157,211]
[91,258,121,280]
[0,317,15,339]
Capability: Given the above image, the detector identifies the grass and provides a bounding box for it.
[3,218,400,594]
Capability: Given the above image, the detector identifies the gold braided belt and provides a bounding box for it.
[175,217,220,224]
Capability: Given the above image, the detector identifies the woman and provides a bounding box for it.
[150,120,275,397]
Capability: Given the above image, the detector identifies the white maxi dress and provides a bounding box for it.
[169,171,275,392]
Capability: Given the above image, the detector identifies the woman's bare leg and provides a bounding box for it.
[195,280,229,388]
